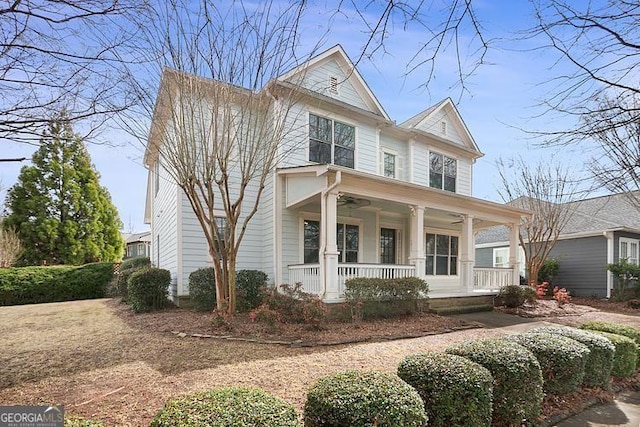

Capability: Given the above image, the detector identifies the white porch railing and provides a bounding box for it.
[473,267,514,291]
[288,264,322,294]
[338,263,416,295]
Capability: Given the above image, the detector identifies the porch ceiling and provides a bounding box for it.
[279,165,529,227]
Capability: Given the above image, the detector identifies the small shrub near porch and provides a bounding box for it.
[343,277,429,320]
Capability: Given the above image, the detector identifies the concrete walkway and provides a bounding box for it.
[447,311,640,427]
[555,391,640,426]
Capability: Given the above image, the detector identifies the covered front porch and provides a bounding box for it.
[276,165,528,302]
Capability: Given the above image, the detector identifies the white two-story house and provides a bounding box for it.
[144,45,528,304]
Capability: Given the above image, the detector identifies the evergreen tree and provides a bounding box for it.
[4,114,124,265]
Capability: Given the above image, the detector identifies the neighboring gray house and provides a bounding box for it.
[145,45,530,303]
[123,231,151,260]
[475,192,640,298]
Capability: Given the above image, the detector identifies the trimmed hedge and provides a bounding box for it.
[150,387,300,426]
[446,339,543,426]
[343,277,429,319]
[0,263,114,306]
[397,352,492,427]
[114,258,151,300]
[530,326,615,388]
[304,370,427,427]
[588,331,638,377]
[581,321,640,367]
[506,333,590,394]
[188,267,216,311]
[127,267,171,313]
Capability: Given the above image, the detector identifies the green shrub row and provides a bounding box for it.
[506,333,590,394]
[188,268,268,312]
[343,277,429,319]
[112,257,150,300]
[446,338,543,426]
[120,256,152,271]
[530,326,615,388]
[0,263,114,306]
[581,321,640,367]
[398,353,492,427]
[149,323,640,427]
[588,330,638,377]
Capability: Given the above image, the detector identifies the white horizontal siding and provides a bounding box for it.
[457,157,472,196]
[415,107,466,146]
[379,134,409,181]
[412,142,429,186]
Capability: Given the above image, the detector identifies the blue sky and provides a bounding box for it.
[0,1,588,231]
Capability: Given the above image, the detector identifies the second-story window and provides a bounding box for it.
[383,152,396,178]
[429,152,456,192]
[309,113,355,168]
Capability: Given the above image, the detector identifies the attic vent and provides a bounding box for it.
[441,121,447,135]
[329,75,339,94]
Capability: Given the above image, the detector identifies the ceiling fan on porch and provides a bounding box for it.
[337,195,371,209]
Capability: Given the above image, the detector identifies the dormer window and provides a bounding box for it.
[429,152,456,192]
[309,113,355,168]
[329,75,339,94]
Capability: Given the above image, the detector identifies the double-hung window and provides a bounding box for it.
[303,220,359,263]
[429,152,456,192]
[309,114,355,168]
[383,152,396,178]
[620,237,639,265]
[426,233,458,275]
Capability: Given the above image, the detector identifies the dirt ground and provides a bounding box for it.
[1,297,640,425]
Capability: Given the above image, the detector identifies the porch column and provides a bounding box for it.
[460,214,475,292]
[509,222,520,286]
[408,205,425,277]
[323,190,340,301]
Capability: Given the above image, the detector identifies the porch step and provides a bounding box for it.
[428,295,494,315]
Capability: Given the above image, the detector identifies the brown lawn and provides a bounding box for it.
[1,297,640,425]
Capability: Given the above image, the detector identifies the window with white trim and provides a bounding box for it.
[429,152,456,192]
[303,219,360,264]
[383,152,396,178]
[309,114,355,168]
[426,233,458,275]
[619,237,639,265]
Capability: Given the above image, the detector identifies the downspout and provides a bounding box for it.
[319,170,342,299]
[604,231,614,299]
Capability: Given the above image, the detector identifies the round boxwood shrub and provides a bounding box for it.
[446,339,543,426]
[189,267,216,311]
[505,333,589,394]
[304,370,427,427]
[127,267,171,313]
[150,387,300,426]
[588,331,638,377]
[530,326,615,388]
[496,285,535,308]
[580,321,640,367]
[236,269,268,312]
[397,352,492,427]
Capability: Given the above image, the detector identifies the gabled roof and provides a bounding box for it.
[476,192,640,244]
[400,97,480,153]
[277,44,390,121]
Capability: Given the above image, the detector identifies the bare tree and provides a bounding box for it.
[498,158,582,285]
[0,0,146,144]
[125,0,318,314]
[0,224,22,267]
[530,0,640,144]
[586,96,640,210]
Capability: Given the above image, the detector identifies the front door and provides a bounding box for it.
[380,228,397,264]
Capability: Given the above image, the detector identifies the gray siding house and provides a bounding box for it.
[144,45,530,302]
[123,231,151,260]
[476,193,640,298]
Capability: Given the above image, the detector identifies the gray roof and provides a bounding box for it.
[123,231,151,244]
[476,192,640,244]
[399,99,448,129]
